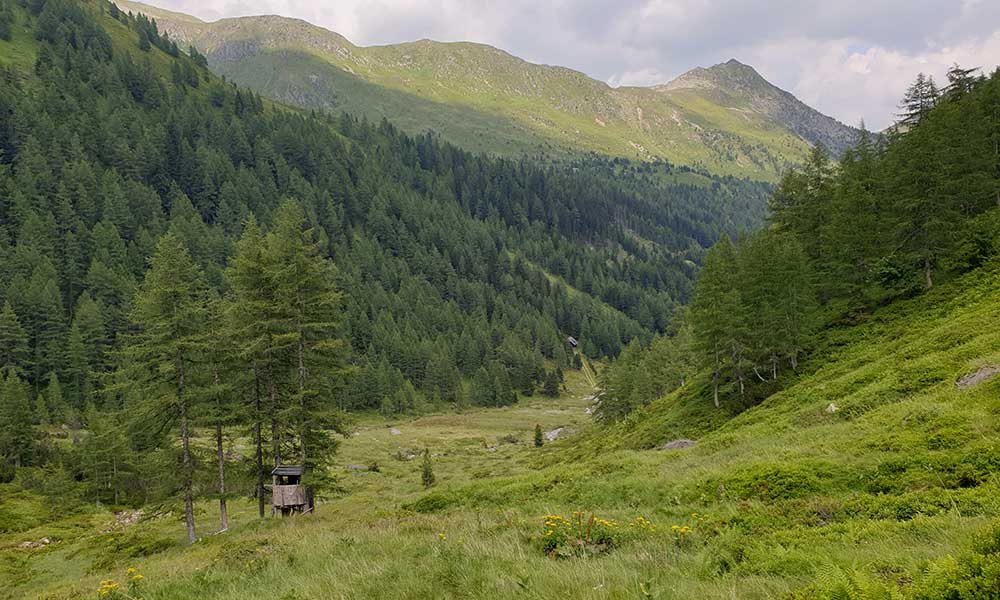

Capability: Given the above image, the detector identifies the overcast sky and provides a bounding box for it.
[148,0,1000,130]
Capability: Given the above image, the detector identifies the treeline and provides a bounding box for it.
[597,230,815,420]
[0,0,765,508]
[597,66,1000,419]
[772,66,1000,306]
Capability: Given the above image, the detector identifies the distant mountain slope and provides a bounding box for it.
[117,1,859,180]
[657,59,858,153]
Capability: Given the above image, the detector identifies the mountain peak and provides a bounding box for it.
[658,59,771,94]
[655,59,859,155]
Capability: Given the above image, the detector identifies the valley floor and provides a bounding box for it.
[6,268,1000,600]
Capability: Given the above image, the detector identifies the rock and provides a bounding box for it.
[657,439,696,450]
[18,537,53,549]
[346,464,366,471]
[957,365,999,389]
[100,509,144,533]
[389,427,402,435]
[545,427,566,441]
[825,403,838,414]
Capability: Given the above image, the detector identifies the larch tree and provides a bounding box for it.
[122,232,207,544]
[263,200,350,490]
[224,216,274,518]
[689,236,745,407]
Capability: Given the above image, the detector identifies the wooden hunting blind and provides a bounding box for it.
[271,465,314,516]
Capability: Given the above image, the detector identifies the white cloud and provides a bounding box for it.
[140,0,1000,129]
[606,67,670,88]
[738,31,1000,129]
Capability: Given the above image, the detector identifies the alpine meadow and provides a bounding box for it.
[0,1,999,599]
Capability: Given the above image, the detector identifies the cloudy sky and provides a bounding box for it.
[147,0,999,130]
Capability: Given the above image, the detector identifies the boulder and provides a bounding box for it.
[657,439,696,450]
[545,427,566,441]
[957,365,999,389]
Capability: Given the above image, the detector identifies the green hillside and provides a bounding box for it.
[116,1,858,180]
[6,253,1000,600]
[3,2,1000,600]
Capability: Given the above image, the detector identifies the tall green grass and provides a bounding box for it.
[6,266,1000,599]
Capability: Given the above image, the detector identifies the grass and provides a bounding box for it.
[0,13,38,69]
[7,264,1000,599]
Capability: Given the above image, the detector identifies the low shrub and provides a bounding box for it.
[536,512,656,558]
[404,490,459,513]
[89,530,174,573]
[721,461,837,502]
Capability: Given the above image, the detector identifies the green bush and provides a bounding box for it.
[89,530,175,573]
[404,490,459,513]
[722,461,835,502]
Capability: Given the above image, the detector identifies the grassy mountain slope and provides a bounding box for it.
[8,262,999,598]
[116,0,858,180]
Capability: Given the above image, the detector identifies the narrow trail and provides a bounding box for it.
[577,351,598,389]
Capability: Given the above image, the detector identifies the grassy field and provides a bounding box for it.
[6,266,1000,599]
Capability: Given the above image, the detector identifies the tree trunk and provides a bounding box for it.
[178,352,196,545]
[214,368,229,532]
[712,349,720,408]
[269,377,281,464]
[215,421,228,532]
[269,375,280,517]
[924,255,933,289]
[254,369,265,519]
[732,342,745,398]
[298,332,306,467]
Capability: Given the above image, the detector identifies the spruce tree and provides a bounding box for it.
[542,369,560,397]
[45,373,66,425]
[34,392,49,425]
[534,423,543,448]
[0,301,28,371]
[0,367,35,471]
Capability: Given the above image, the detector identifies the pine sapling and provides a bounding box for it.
[534,424,543,448]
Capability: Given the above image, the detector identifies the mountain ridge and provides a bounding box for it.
[116,0,858,178]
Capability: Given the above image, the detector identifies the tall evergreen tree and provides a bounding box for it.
[223,216,273,518]
[0,301,28,371]
[121,232,206,544]
[689,236,745,407]
[263,200,350,486]
[0,367,35,472]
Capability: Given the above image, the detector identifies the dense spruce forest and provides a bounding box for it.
[0,0,772,524]
[597,65,1000,421]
